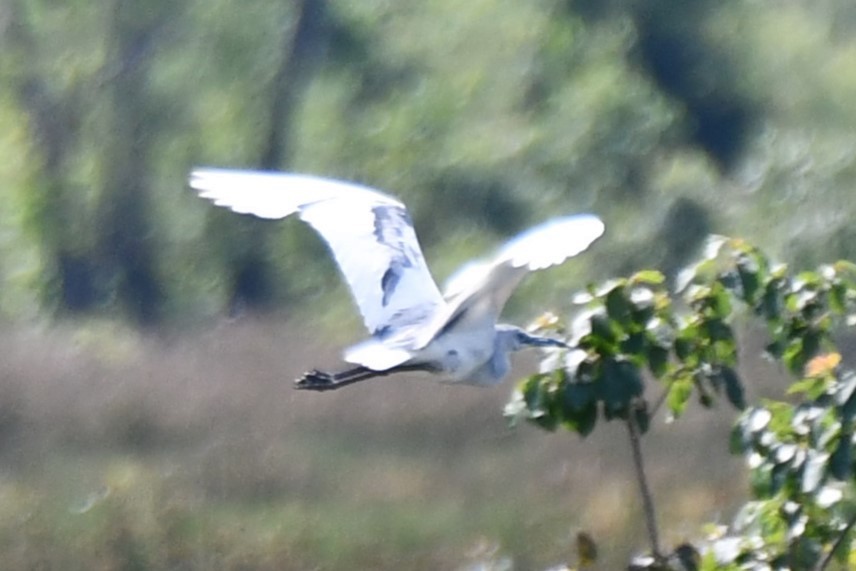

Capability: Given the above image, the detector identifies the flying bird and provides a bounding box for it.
[190,169,604,391]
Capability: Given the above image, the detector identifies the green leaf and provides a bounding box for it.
[783,340,809,376]
[631,270,665,286]
[720,366,746,410]
[696,377,714,408]
[589,312,618,345]
[561,401,598,437]
[520,375,559,432]
[736,252,765,305]
[800,450,828,493]
[730,421,748,454]
[619,331,646,357]
[709,284,733,319]
[593,278,627,298]
[787,377,829,400]
[646,344,670,379]
[561,381,596,413]
[702,316,733,343]
[675,323,700,365]
[760,279,784,321]
[795,270,822,288]
[829,431,851,480]
[765,339,785,360]
[599,358,644,415]
[769,462,790,494]
[667,376,693,418]
[628,288,656,326]
[829,282,847,314]
[841,372,856,422]
[747,407,773,433]
[712,339,738,367]
[605,285,631,324]
[702,235,729,260]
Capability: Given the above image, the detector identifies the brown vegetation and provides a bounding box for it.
[0,316,753,569]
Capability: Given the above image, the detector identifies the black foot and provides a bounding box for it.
[294,364,426,392]
[295,369,339,391]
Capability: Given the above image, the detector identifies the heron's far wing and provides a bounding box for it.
[428,214,604,345]
[190,169,444,334]
[496,214,605,272]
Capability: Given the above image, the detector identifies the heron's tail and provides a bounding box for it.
[343,339,412,370]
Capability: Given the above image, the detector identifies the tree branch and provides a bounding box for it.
[816,512,856,571]
[626,400,663,560]
[649,383,671,419]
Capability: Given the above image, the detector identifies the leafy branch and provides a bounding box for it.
[506,236,856,570]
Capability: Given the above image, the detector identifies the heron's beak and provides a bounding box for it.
[519,331,569,349]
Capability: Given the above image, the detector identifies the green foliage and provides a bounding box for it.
[505,261,746,436]
[507,237,856,568]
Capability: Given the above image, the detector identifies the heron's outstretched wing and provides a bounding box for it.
[190,169,444,335]
[424,214,604,346]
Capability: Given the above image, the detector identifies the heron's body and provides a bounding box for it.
[372,309,498,384]
[190,168,604,390]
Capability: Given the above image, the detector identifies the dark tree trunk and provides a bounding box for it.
[260,0,327,170]
[4,0,102,313]
[228,0,328,313]
[96,0,177,324]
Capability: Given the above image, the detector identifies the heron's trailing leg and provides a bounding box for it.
[295,363,435,391]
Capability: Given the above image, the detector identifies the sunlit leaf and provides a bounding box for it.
[748,408,773,433]
[800,450,827,493]
[527,311,561,332]
[702,235,729,260]
[675,265,698,293]
[815,486,843,508]
[783,340,809,376]
[804,352,841,378]
[667,376,693,418]
[829,282,847,314]
[630,270,665,286]
[775,443,797,465]
[593,278,626,298]
[572,290,595,305]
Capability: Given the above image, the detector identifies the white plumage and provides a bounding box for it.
[190,168,604,390]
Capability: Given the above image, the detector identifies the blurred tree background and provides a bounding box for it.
[1,0,856,569]
[2,0,854,325]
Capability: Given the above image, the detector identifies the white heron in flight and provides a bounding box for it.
[190,169,604,391]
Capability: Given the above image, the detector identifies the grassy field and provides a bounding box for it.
[0,316,754,570]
